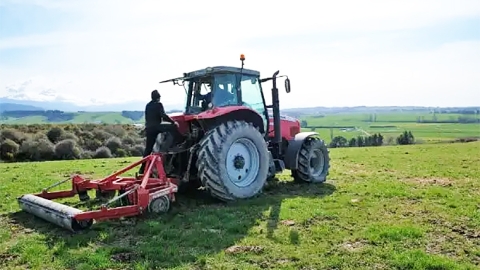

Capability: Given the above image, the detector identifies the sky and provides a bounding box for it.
[0,0,479,109]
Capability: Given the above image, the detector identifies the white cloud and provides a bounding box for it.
[0,0,479,109]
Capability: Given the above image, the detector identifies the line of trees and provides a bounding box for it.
[416,115,479,123]
[329,133,385,148]
[396,131,415,145]
[328,131,416,148]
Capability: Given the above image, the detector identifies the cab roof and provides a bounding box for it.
[184,66,260,78]
[159,66,260,84]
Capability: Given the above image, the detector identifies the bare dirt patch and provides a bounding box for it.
[425,217,480,263]
[0,253,19,265]
[110,252,137,263]
[225,245,264,254]
[402,177,453,187]
[280,220,295,226]
[340,240,367,252]
[346,164,369,174]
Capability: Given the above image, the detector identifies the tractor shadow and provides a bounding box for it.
[6,179,336,269]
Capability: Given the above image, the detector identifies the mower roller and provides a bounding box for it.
[17,153,178,232]
[18,54,331,231]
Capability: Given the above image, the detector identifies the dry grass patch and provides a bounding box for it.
[402,177,454,187]
[340,240,367,252]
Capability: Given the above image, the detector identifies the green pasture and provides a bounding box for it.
[0,142,479,269]
[302,112,480,143]
[1,111,479,143]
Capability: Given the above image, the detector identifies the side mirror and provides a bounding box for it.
[285,78,291,93]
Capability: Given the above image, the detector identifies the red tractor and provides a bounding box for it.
[155,55,330,201]
[17,55,330,231]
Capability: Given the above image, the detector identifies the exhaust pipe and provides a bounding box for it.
[18,194,93,232]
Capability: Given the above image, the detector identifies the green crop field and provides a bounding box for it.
[302,112,480,143]
[1,142,479,269]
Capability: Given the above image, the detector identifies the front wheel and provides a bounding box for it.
[292,137,330,183]
[196,120,270,201]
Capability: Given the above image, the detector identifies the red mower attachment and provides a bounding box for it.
[17,154,178,232]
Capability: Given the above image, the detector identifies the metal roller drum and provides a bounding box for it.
[17,194,93,232]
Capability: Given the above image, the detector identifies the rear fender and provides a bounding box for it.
[200,107,265,134]
[284,132,319,170]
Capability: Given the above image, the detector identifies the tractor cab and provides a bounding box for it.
[159,55,294,156]
[162,66,267,118]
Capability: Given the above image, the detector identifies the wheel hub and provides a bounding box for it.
[233,154,245,169]
[225,138,260,187]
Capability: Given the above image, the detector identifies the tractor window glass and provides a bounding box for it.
[212,74,238,107]
[240,75,267,130]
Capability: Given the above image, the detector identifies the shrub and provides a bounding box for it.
[103,125,127,138]
[18,138,55,161]
[47,127,65,143]
[115,148,127,157]
[0,129,25,144]
[54,139,82,160]
[105,136,123,154]
[31,132,49,141]
[129,144,145,156]
[93,129,112,141]
[59,132,79,142]
[122,136,135,146]
[0,139,20,161]
[83,138,103,151]
[80,150,94,159]
[78,131,94,140]
[94,146,112,159]
[134,138,145,145]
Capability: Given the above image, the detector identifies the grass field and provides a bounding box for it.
[302,112,480,143]
[1,142,479,269]
[2,111,479,144]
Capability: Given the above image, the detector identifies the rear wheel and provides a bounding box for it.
[196,120,270,201]
[292,137,330,183]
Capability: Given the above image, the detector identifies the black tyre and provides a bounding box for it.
[95,190,116,201]
[148,195,170,213]
[292,137,330,183]
[196,120,270,201]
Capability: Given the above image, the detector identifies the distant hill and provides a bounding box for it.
[0,109,178,124]
[281,106,480,118]
[0,97,183,112]
[0,104,478,125]
[0,103,44,112]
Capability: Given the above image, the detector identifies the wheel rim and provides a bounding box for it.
[225,138,260,187]
[309,148,325,177]
[149,196,169,213]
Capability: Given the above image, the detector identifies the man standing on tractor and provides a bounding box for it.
[139,89,178,174]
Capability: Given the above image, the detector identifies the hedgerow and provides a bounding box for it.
[0,124,145,163]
